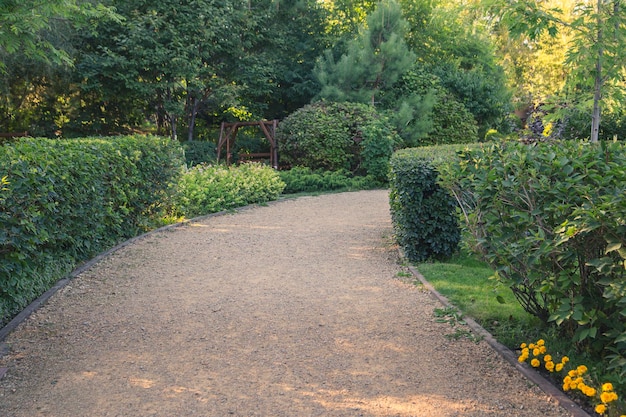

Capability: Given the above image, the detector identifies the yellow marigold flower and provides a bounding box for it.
[595,404,607,415]
[518,354,527,363]
[602,383,614,392]
[537,339,545,346]
[531,358,540,368]
[544,355,552,362]
[545,361,555,372]
[563,383,570,391]
[577,382,587,391]
[529,343,536,349]
[584,387,596,397]
[563,376,572,384]
[539,346,547,354]
[520,343,527,349]
[561,356,569,363]
[568,370,578,378]
[555,363,564,372]
[577,365,588,374]
[601,392,618,403]
[533,348,541,356]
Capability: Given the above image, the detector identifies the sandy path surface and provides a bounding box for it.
[0,190,571,416]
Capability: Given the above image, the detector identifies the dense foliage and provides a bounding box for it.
[0,136,184,326]
[388,147,463,262]
[181,141,217,167]
[174,163,285,219]
[278,167,381,194]
[276,101,399,182]
[439,140,626,375]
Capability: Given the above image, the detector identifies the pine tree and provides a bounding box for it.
[315,0,415,107]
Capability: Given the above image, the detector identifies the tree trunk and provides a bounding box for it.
[187,97,201,142]
[170,115,178,141]
[590,0,603,143]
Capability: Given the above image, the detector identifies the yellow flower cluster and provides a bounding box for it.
[518,339,624,417]
[563,366,595,396]
[518,339,567,373]
[594,383,621,416]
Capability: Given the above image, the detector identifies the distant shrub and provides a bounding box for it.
[181,141,217,166]
[174,163,285,218]
[277,101,399,182]
[278,167,382,194]
[424,94,479,145]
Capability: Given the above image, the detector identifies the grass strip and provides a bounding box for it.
[415,250,542,348]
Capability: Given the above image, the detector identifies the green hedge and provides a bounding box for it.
[438,140,626,375]
[278,167,382,194]
[0,136,184,326]
[388,146,473,262]
[174,163,285,218]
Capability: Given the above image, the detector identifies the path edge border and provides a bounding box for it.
[0,201,281,349]
[406,264,592,417]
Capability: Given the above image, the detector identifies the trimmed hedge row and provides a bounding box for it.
[0,136,184,326]
[388,144,477,262]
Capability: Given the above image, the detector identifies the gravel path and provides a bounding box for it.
[0,190,571,416]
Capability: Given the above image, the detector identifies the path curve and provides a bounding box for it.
[0,190,571,416]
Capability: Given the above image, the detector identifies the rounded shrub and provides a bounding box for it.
[426,94,479,145]
[276,101,399,182]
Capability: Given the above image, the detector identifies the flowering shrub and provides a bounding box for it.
[518,339,625,416]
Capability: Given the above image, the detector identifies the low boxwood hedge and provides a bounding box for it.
[388,144,478,262]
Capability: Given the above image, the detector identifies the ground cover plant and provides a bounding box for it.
[415,250,539,347]
[416,251,626,416]
[173,162,285,218]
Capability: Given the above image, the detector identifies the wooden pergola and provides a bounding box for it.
[216,120,279,169]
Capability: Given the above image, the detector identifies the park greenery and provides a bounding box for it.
[1,0,625,413]
[2,0,624,142]
[397,142,626,414]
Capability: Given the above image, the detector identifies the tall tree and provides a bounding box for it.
[0,0,117,72]
[0,0,118,134]
[485,0,626,142]
[238,0,331,120]
[314,0,416,106]
[79,0,273,141]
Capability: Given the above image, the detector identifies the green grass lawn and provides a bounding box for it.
[414,249,625,413]
[415,250,547,348]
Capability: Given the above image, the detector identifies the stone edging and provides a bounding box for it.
[0,204,272,348]
[0,197,304,383]
[407,264,592,417]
